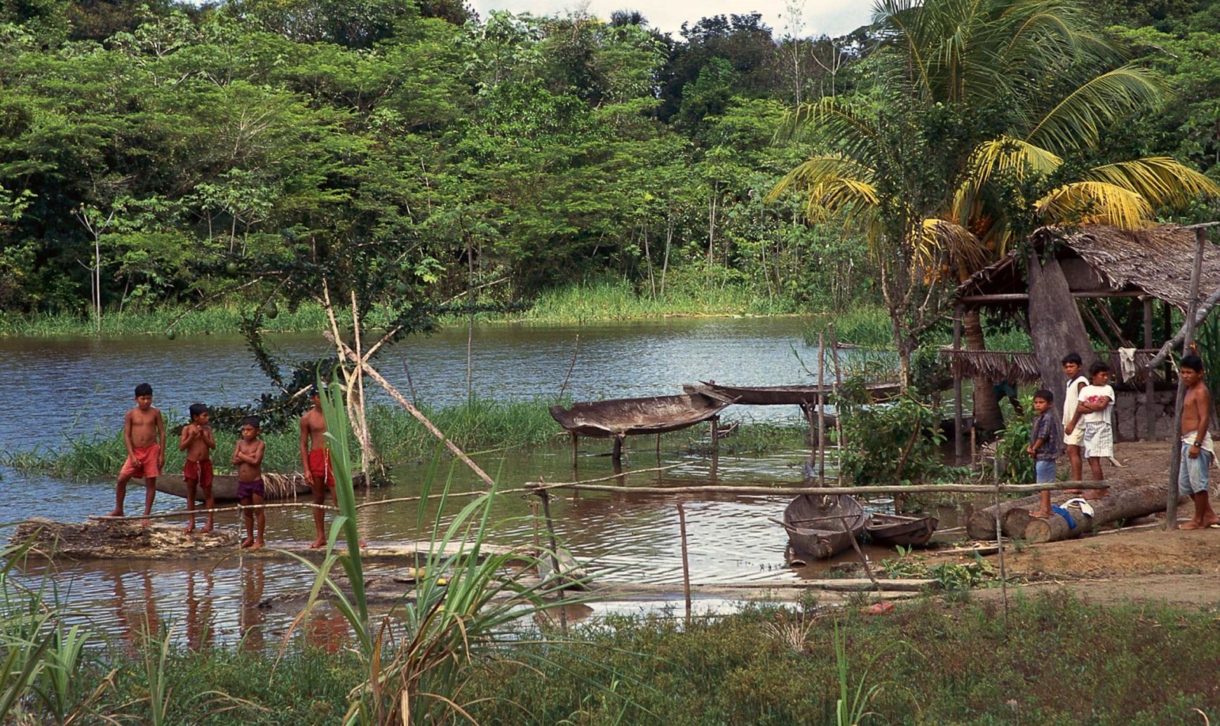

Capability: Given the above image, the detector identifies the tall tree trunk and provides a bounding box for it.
[1028,252,1097,423]
[964,308,1004,434]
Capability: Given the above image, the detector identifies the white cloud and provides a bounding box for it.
[468,0,873,39]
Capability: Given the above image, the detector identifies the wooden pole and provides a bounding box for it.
[830,325,845,486]
[953,305,964,461]
[710,416,719,455]
[570,433,578,470]
[817,332,827,485]
[993,476,1009,635]
[677,501,692,625]
[537,490,567,633]
[1167,228,1207,530]
[612,435,624,464]
[524,481,1107,497]
[1143,297,1155,441]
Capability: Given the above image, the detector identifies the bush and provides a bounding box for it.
[837,381,944,484]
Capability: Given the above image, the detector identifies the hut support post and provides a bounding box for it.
[817,332,827,485]
[710,416,719,455]
[1167,228,1208,530]
[953,305,964,461]
[571,433,578,468]
[1143,298,1155,440]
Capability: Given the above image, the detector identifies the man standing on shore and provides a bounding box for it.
[1177,354,1218,529]
[300,385,335,548]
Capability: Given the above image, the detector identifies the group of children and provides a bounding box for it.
[106,383,340,549]
[1027,352,1217,528]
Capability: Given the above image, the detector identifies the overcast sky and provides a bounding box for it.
[467,0,874,39]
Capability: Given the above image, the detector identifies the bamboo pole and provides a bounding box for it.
[677,501,692,625]
[817,332,826,485]
[953,305,964,461]
[1167,227,1208,530]
[523,481,1107,496]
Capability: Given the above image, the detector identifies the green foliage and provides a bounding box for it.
[837,384,945,485]
[996,401,1037,484]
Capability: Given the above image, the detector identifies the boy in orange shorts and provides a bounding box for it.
[179,403,216,534]
[108,382,166,524]
[300,386,335,548]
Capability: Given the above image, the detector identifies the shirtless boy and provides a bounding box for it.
[179,403,217,534]
[233,417,267,549]
[109,383,166,523]
[300,386,335,548]
[1177,354,1217,529]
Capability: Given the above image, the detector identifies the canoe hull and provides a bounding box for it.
[865,514,939,547]
[156,471,368,503]
[691,381,900,406]
[782,494,866,559]
[550,393,731,438]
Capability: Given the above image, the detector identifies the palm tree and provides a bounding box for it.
[771,0,1219,432]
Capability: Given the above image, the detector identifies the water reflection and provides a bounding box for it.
[185,568,215,651]
[239,560,266,652]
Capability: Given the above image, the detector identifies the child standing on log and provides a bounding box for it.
[1177,354,1217,529]
[1027,389,1062,518]
[179,403,216,534]
[107,383,166,524]
[1066,361,1114,499]
[233,417,266,549]
[1061,353,1089,483]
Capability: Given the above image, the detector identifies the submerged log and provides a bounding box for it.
[1022,483,1186,543]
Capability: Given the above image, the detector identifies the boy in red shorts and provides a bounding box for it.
[300,386,335,548]
[233,416,266,549]
[179,403,216,534]
[107,382,166,524]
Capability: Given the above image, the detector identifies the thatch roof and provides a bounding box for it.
[958,224,1220,310]
[941,347,1162,386]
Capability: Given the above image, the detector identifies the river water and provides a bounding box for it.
[0,317,896,647]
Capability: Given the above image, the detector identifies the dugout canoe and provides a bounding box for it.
[549,393,732,438]
[781,494,866,559]
[156,471,369,503]
[688,381,901,406]
[864,514,938,548]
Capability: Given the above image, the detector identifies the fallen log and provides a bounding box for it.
[1023,483,1187,543]
[966,480,1114,539]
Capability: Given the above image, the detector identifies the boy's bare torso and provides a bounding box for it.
[127,407,164,449]
[182,424,214,462]
[1182,382,1211,438]
[234,440,265,481]
[301,409,327,451]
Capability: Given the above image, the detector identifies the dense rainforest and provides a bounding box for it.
[0,0,1217,322]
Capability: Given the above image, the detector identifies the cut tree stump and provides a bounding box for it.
[1023,483,1187,543]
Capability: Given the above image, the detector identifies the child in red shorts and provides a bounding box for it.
[300,385,335,548]
[179,403,216,534]
[107,383,166,525]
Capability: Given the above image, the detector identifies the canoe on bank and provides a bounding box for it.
[689,381,901,406]
[781,494,866,559]
[156,471,369,503]
[865,514,939,547]
[550,393,732,437]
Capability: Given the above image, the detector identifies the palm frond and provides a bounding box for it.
[1035,181,1154,228]
[1081,157,1220,209]
[1025,65,1162,153]
[913,218,988,277]
[776,97,883,165]
[766,154,876,204]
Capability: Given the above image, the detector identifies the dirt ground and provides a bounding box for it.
[953,439,1220,607]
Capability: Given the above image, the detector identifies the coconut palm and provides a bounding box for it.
[772,0,1219,431]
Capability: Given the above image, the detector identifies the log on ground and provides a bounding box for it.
[967,493,1043,539]
[1023,483,1185,543]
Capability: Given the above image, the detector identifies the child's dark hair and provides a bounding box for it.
[188,403,208,420]
[134,382,153,397]
[1181,354,1204,373]
[240,416,261,430]
[1033,389,1054,403]
[1061,353,1082,366]
[1088,360,1110,376]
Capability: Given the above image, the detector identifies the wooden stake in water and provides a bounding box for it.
[817,332,827,485]
[677,501,692,625]
[538,489,567,633]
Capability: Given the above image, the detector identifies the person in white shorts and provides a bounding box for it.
[1061,353,1088,484]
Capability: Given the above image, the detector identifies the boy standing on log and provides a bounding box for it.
[107,382,166,524]
[233,417,266,549]
[1027,389,1062,518]
[179,403,216,534]
[1061,353,1089,483]
[1066,361,1114,499]
[1177,354,1217,529]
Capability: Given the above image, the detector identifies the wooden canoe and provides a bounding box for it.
[688,381,900,406]
[865,514,939,547]
[781,494,866,559]
[549,393,732,438]
[156,471,368,503]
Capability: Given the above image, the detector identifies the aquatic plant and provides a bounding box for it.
[282,374,585,724]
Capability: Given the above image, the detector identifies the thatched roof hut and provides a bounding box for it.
[957,224,1220,309]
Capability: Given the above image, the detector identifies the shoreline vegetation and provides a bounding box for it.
[2,400,811,481]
